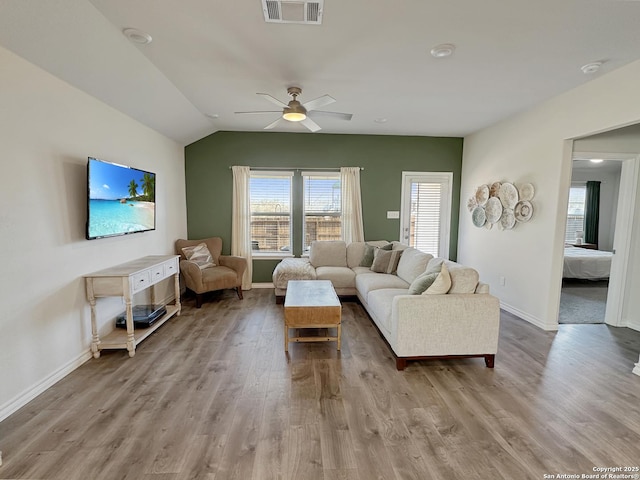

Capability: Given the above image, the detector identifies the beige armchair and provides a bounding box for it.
[175,237,247,308]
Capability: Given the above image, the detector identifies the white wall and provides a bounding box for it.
[570,166,621,251]
[0,46,188,420]
[459,59,640,331]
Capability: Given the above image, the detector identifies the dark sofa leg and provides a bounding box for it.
[396,358,407,370]
[236,287,243,300]
[485,354,495,368]
[195,294,203,308]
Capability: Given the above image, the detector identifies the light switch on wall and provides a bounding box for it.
[387,211,399,219]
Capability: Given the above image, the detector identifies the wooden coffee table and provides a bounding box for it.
[284,280,342,351]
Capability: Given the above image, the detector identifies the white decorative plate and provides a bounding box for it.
[500,208,516,229]
[519,183,535,201]
[489,181,501,198]
[472,206,487,227]
[498,182,518,209]
[475,185,489,206]
[467,196,478,212]
[514,200,533,222]
[485,197,503,224]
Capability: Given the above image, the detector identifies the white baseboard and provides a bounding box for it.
[500,302,558,331]
[626,317,640,333]
[0,349,93,423]
[251,282,274,289]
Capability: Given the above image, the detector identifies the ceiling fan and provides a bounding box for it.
[234,86,353,132]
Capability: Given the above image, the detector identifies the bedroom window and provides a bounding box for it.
[302,172,341,252]
[565,185,586,243]
[250,171,293,254]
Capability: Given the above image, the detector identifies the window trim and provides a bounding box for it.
[301,171,342,252]
[249,170,294,258]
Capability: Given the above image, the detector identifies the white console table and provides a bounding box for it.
[84,255,181,358]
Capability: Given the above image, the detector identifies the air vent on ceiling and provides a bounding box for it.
[262,0,323,24]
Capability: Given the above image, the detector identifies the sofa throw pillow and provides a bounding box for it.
[371,248,403,274]
[424,263,451,295]
[425,257,445,275]
[359,244,376,267]
[408,271,439,295]
[181,243,215,269]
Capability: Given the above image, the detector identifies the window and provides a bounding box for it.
[302,172,341,252]
[400,172,452,258]
[565,185,586,243]
[250,172,293,254]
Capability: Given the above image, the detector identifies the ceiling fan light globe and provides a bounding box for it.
[283,112,307,122]
[282,103,307,122]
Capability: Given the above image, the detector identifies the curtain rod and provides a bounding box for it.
[229,166,363,171]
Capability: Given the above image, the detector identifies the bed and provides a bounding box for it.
[563,245,613,279]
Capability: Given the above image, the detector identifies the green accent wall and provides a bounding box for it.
[184,131,463,282]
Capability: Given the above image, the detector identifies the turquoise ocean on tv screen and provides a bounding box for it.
[88,199,155,238]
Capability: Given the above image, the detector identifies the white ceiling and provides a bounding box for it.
[2,0,640,146]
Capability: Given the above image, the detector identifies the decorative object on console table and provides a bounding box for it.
[84,255,181,358]
[572,242,597,250]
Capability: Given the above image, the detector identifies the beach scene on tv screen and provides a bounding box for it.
[88,160,155,238]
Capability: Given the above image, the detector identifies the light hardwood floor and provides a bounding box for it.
[2,289,640,480]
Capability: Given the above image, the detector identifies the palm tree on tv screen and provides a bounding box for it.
[142,173,155,202]
[128,179,139,199]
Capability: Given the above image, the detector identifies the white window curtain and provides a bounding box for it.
[231,166,252,290]
[340,167,365,243]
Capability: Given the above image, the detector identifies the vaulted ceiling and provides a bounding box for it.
[2,0,640,145]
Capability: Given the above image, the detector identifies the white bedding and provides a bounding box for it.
[563,246,612,279]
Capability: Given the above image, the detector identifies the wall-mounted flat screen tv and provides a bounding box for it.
[86,157,156,240]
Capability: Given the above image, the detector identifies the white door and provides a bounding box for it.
[399,172,453,258]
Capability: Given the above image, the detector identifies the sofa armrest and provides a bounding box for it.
[390,294,500,357]
[218,255,248,282]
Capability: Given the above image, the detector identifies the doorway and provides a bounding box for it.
[399,172,453,258]
[563,139,639,327]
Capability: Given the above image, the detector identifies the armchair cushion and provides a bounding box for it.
[176,237,222,264]
[181,243,215,269]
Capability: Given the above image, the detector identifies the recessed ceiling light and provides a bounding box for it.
[123,28,152,45]
[374,118,388,124]
[581,62,602,74]
[590,159,604,163]
[205,113,219,119]
[430,43,456,58]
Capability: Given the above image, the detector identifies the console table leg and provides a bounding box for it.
[174,272,181,315]
[86,280,101,358]
[125,299,136,357]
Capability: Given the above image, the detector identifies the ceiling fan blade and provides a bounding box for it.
[235,110,282,115]
[257,93,288,108]
[302,94,336,111]
[300,117,322,133]
[308,110,353,121]
[264,117,284,130]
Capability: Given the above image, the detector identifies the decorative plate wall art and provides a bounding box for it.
[485,197,503,224]
[468,181,535,231]
[519,183,535,201]
[472,206,487,227]
[475,184,489,206]
[514,200,533,222]
[498,182,518,209]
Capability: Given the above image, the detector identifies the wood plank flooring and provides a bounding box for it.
[2,289,640,480]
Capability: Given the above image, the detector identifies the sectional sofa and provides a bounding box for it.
[273,240,501,370]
